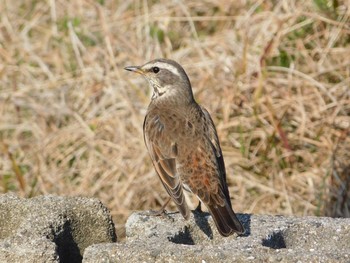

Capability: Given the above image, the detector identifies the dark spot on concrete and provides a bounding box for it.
[168,226,195,245]
[262,231,287,249]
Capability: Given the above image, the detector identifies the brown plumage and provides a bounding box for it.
[125,58,244,236]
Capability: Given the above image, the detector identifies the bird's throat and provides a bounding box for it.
[151,85,166,100]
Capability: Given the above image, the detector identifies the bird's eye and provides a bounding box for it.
[152,67,160,73]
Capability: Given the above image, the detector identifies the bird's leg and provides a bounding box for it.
[142,197,171,217]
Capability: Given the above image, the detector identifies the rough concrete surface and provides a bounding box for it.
[84,211,350,263]
[1,194,349,263]
[0,194,116,263]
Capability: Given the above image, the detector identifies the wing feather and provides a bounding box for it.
[200,106,232,207]
[143,114,190,219]
[198,106,244,235]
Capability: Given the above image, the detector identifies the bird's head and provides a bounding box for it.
[125,59,194,104]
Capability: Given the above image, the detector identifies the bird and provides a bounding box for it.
[124,58,244,236]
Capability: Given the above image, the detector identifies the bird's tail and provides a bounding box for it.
[207,200,244,237]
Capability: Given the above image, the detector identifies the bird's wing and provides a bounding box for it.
[200,106,232,207]
[143,114,190,219]
[198,106,244,235]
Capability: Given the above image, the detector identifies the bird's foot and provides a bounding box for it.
[140,197,171,217]
[140,209,168,217]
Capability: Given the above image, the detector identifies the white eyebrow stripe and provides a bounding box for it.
[147,62,181,77]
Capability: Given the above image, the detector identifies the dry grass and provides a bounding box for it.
[1,0,349,237]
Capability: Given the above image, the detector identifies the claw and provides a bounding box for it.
[140,197,171,217]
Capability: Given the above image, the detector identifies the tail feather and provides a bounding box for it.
[207,201,244,237]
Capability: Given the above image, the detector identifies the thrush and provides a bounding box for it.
[125,58,244,236]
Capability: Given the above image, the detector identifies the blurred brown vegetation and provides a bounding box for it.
[1,0,349,237]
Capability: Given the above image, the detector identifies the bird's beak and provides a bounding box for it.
[124,65,144,75]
